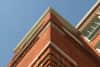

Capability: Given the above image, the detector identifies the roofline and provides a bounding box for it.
[14,6,77,51]
[75,1,99,29]
[8,7,100,66]
[9,7,83,66]
[14,7,51,51]
[14,6,99,56]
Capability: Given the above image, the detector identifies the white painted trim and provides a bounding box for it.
[13,20,80,66]
[83,36,90,42]
[75,2,99,28]
[28,41,78,67]
[96,48,100,53]
[97,15,100,19]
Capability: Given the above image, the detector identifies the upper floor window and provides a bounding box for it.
[82,16,100,40]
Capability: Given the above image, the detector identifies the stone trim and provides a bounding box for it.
[28,41,77,67]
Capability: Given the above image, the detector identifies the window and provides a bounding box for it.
[82,17,100,40]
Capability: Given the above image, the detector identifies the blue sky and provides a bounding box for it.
[0,0,96,67]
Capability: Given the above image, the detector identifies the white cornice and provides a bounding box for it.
[14,7,77,52]
[11,7,84,66]
[75,1,99,28]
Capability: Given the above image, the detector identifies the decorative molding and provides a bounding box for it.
[28,41,77,67]
[75,1,99,28]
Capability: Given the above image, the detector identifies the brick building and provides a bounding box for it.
[76,1,100,53]
[8,1,100,67]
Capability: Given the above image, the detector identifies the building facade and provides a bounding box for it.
[8,1,100,67]
[76,1,100,53]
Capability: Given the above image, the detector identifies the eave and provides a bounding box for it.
[75,1,100,29]
[8,7,100,66]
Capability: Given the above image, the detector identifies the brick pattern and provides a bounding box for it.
[7,7,100,67]
[31,45,75,67]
